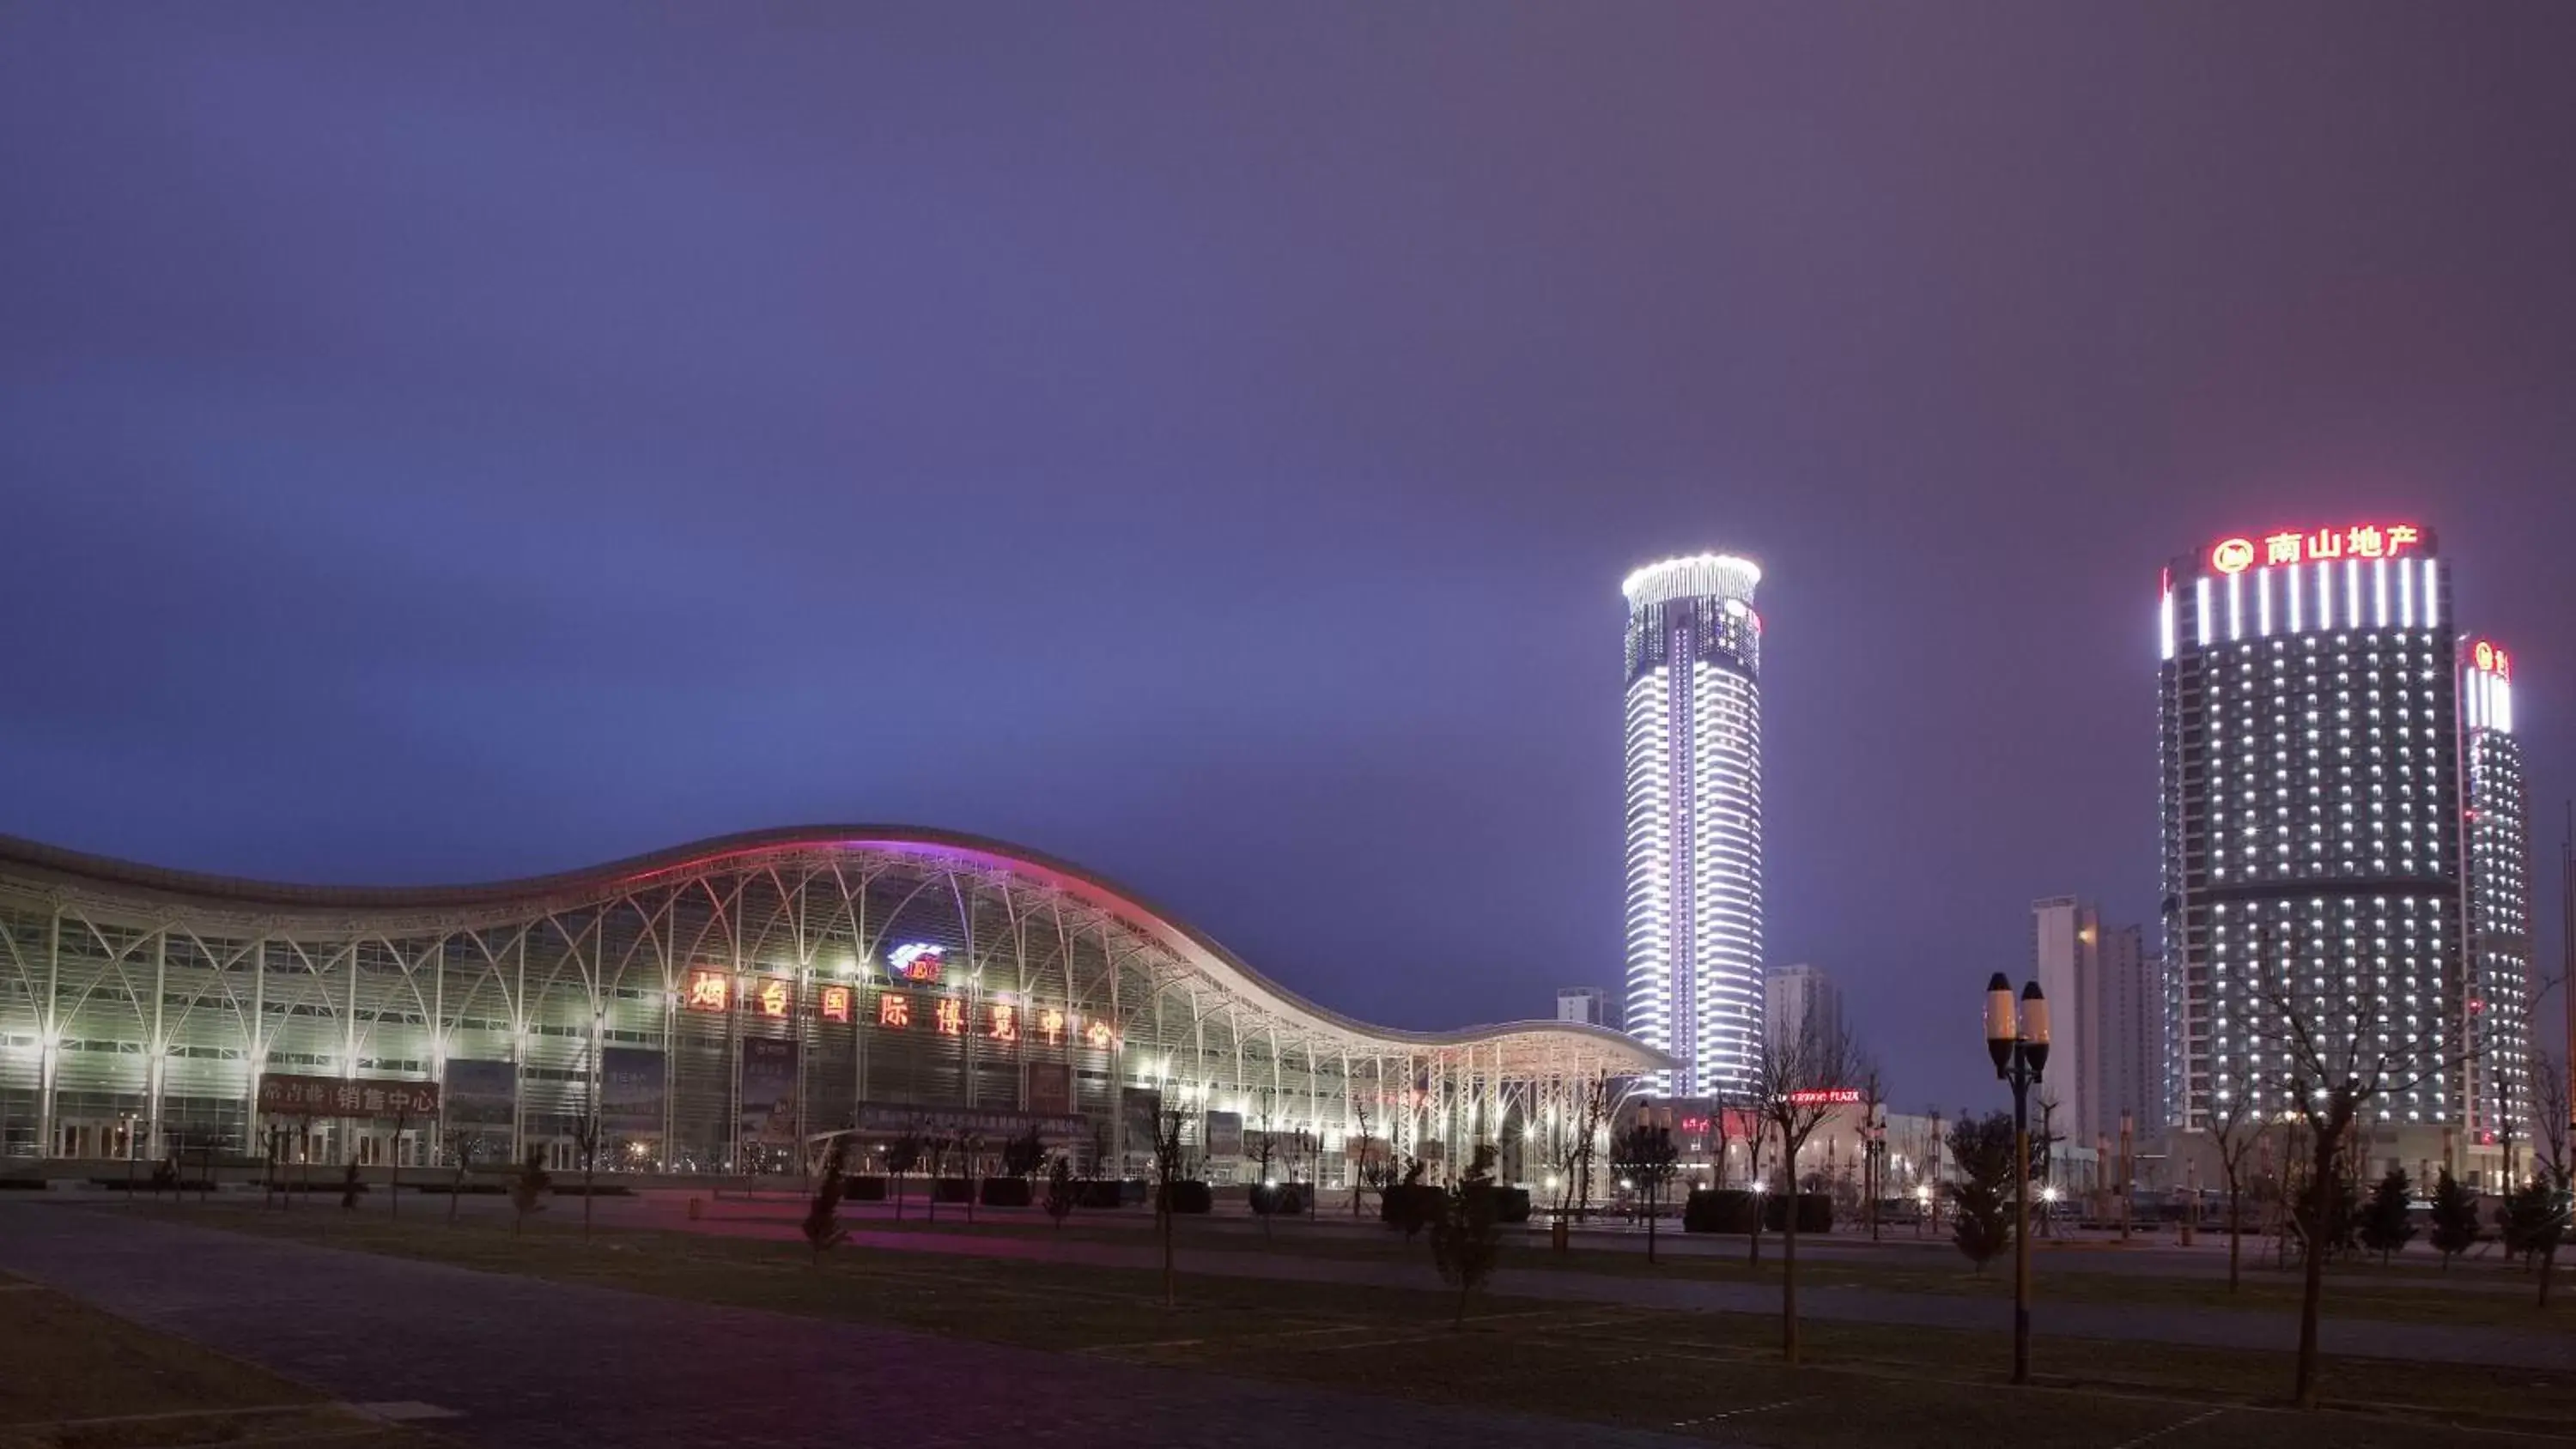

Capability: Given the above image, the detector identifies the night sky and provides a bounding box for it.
[4,4,2572,1114]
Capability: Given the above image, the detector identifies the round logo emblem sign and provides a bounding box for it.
[2475,641,2495,672]
[2209,537,2256,574]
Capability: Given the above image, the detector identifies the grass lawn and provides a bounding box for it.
[680,1196,2576,1336]
[0,1268,436,1449]
[143,1203,2574,1446]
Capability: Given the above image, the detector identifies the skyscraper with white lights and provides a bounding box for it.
[2159,521,2527,1171]
[1622,554,1765,1097]
[2460,637,2533,1155]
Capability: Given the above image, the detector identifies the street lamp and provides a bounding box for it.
[1984,972,2050,1386]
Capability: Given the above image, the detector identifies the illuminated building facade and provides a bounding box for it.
[1622,553,1765,1098]
[2460,639,2533,1151]
[2160,522,2525,1168]
[0,827,1662,1180]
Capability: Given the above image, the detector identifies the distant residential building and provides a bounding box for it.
[2032,897,2162,1146]
[1764,962,1844,1057]
[1556,987,1610,1028]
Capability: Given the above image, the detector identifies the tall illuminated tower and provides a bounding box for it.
[2159,520,2489,1147]
[1622,554,1764,1097]
[2460,638,2533,1158]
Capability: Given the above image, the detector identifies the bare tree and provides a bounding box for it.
[1611,1119,1680,1264]
[1753,1022,1861,1366]
[884,1126,924,1222]
[1249,1088,1279,1238]
[2258,975,2476,1409]
[1564,1071,1609,1224]
[570,1095,600,1243]
[1291,1127,1320,1221]
[1857,1064,1886,1242]
[1741,1098,1770,1267]
[2204,1088,2269,1293]
[1348,1092,1376,1219]
[1149,1100,1192,1308]
[2534,1052,2570,1308]
[440,1130,475,1226]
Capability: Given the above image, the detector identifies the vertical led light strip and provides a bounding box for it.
[2257,567,2274,636]
[2372,558,2390,627]
[2227,571,2243,640]
[2160,587,2178,660]
[2344,559,2363,629]
[2289,562,2304,632]
[2195,577,2214,647]
[2315,560,2334,631]
[2423,559,2442,628]
[2498,676,2513,734]
[2399,560,2415,627]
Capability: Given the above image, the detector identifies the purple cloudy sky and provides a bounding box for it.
[3,3,2571,1112]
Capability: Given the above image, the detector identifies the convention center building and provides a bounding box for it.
[0,826,1661,1185]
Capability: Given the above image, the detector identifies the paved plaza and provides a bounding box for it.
[0,1203,1704,1449]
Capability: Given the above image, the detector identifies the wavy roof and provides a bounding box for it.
[0,825,1666,1069]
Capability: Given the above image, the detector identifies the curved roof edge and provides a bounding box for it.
[0,825,1671,1067]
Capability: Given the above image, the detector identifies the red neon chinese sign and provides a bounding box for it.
[753,978,791,1018]
[819,985,853,1023]
[878,992,912,1029]
[2206,522,2423,575]
[988,1003,1018,1043]
[1083,1020,1114,1050]
[934,997,965,1037]
[683,969,731,1012]
[1783,1088,1863,1106]
[1037,1008,1065,1046]
[2470,640,2512,681]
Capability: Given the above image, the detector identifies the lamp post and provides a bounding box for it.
[1984,973,2050,1386]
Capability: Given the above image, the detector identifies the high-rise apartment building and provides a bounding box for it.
[1765,962,1844,1058]
[2460,638,2533,1149]
[2032,898,2162,1146]
[2159,519,2526,1150]
[1622,553,1765,1097]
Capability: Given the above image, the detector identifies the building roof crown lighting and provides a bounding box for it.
[1621,553,1762,609]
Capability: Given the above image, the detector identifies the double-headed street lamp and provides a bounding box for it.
[1984,972,2050,1386]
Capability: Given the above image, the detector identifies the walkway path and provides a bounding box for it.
[0,1204,1700,1449]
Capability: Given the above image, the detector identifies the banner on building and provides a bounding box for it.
[1120,1087,1162,1154]
[1206,1110,1243,1160]
[739,1038,800,1147]
[442,1059,517,1129]
[599,1047,666,1135]
[1025,1061,1072,1119]
[850,1102,1086,1140]
[256,1074,439,1119]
